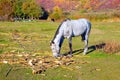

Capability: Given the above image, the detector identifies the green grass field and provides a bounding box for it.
[0,21,120,80]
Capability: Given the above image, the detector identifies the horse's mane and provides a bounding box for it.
[51,18,71,43]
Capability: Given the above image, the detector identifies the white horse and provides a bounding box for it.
[50,18,91,57]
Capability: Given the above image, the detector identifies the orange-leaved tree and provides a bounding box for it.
[0,0,13,20]
[49,6,63,20]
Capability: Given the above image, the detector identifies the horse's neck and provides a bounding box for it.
[54,32,64,46]
[53,21,68,47]
[53,26,64,47]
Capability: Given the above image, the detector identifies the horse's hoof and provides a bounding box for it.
[67,54,73,58]
[83,53,86,55]
[83,51,87,55]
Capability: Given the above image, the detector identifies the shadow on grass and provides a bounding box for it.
[63,43,106,56]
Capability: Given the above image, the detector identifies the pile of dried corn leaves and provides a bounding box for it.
[0,52,80,74]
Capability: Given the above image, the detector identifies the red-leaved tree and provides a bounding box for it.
[36,0,78,12]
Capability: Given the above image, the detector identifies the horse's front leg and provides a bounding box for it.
[68,37,73,56]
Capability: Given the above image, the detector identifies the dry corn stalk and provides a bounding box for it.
[103,41,120,54]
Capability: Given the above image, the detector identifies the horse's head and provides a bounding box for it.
[50,19,67,57]
[50,41,60,58]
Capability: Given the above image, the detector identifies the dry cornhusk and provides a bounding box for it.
[94,41,120,54]
[0,53,77,74]
[103,41,120,54]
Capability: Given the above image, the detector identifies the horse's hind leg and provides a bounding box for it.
[83,38,88,55]
[81,32,88,55]
[68,37,73,57]
[82,21,91,55]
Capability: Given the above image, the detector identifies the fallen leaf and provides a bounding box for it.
[3,60,8,64]
[95,68,101,71]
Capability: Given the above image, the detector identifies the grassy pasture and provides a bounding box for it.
[0,21,120,80]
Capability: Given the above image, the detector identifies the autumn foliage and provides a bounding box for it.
[49,6,63,20]
[0,0,120,21]
[0,0,13,20]
[36,0,120,11]
[36,0,78,12]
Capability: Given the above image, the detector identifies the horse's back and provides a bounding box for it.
[71,19,91,36]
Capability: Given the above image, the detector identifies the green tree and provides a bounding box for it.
[22,0,43,19]
[13,0,24,18]
[0,0,13,20]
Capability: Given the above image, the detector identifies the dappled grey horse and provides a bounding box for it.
[50,18,91,57]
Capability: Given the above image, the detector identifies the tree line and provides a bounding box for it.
[0,0,120,21]
[0,0,44,21]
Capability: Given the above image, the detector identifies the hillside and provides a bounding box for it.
[36,0,120,12]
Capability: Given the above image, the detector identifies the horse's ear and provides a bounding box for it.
[67,18,71,20]
[51,41,54,44]
[65,18,71,21]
